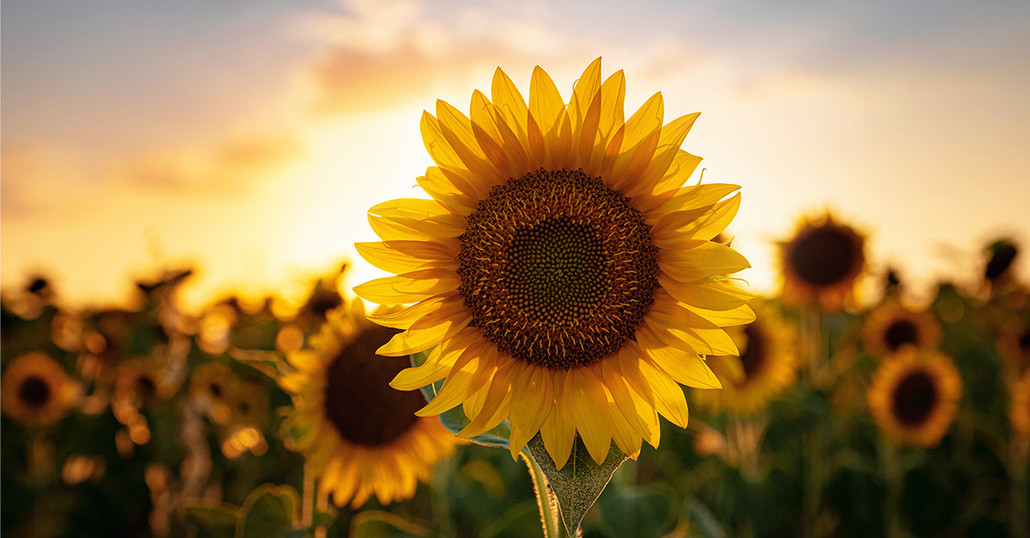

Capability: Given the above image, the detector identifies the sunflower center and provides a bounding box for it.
[19,375,52,408]
[788,227,857,286]
[458,168,659,370]
[324,325,426,446]
[738,323,768,385]
[1019,329,1030,353]
[884,320,918,352]
[891,371,938,426]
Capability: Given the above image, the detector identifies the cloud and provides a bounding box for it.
[111,133,301,193]
[302,0,576,115]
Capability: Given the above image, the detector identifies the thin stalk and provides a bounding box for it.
[432,455,456,538]
[879,438,902,538]
[301,463,315,529]
[1010,439,1029,538]
[523,451,572,538]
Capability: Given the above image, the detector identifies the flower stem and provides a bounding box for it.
[879,438,902,538]
[301,463,314,529]
[1010,438,1029,538]
[523,450,573,538]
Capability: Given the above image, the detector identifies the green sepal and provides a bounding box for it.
[410,350,512,449]
[525,434,628,535]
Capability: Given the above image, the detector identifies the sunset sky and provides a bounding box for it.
[3,0,1029,312]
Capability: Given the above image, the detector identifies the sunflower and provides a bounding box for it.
[1,352,77,427]
[1011,370,1030,439]
[113,357,174,408]
[778,213,866,312]
[189,361,236,425]
[279,299,458,508]
[867,349,962,447]
[862,300,942,360]
[692,302,799,415]
[354,58,753,469]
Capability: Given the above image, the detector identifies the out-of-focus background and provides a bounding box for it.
[4,2,1030,538]
[4,0,1028,311]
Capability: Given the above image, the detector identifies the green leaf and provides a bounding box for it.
[411,351,512,449]
[183,501,239,538]
[525,434,628,535]
[237,484,300,538]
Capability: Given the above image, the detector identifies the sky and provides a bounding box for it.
[3,0,1029,312]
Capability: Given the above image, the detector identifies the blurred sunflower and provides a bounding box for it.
[1010,370,1030,439]
[867,349,962,447]
[113,358,175,408]
[778,213,866,312]
[279,300,458,508]
[996,319,1030,374]
[226,378,269,429]
[693,302,799,415]
[862,301,942,360]
[355,58,752,468]
[1,352,78,427]
[189,361,236,425]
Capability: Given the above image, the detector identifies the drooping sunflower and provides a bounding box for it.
[867,349,962,447]
[778,213,866,312]
[1,352,78,427]
[692,302,799,415]
[354,58,753,468]
[279,299,458,508]
[862,300,942,360]
[1010,369,1030,439]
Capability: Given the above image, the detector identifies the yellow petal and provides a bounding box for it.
[539,375,575,470]
[491,67,530,144]
[684,303,756,327]
[469,90,520,177]
[508,363,555,459]
[568,368,613,465]
[353,270,460,304]
[368,198,451,219]
[637,325,722,389]
[599,358,660,446]
[608,92,663,192]
[653,193,741,246]
[417,167,478,215]
[652,182,740,216]
[420,110,466,172]
[597,70,626,144]
[355,241,458,274]
[377,307,471,356]
[529,65,571,168]
[416,342,484,416]
[635,150,704,213]
[658,241,751,283]
[637,358,689,428]
[658,274,753,311]
[366,295,447,329]
[436,100,507,186]
[627,112,700,200]
[569,57,602,134]
[459,358,518,438]
[389,327,482,390]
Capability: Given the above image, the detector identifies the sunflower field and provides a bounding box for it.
[2,232,1027,537]
[3,60,1029,538]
